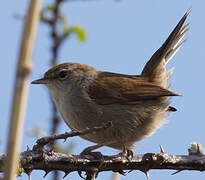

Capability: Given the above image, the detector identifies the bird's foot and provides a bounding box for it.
[80,143,106,162]
[117,147,134,161]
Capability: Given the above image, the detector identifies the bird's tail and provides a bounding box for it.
[141,9,190,88]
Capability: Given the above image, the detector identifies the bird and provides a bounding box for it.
[32,10,189,156]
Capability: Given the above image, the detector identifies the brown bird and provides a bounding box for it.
[32,10,189,156]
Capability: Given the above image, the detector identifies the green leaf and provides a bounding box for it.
[17,168,24,177]
[44,5,56,12]
[71,26,86,42]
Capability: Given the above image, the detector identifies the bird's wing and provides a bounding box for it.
[88,74,179,105]
[141,9,190,87]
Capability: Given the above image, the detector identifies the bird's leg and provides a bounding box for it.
[80,141,115,161]
[117,145,134,161]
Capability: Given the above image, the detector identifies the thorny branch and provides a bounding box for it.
[0,145,205,179]
[0,124,204,179]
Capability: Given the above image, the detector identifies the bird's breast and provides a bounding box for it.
[56,91,103,131]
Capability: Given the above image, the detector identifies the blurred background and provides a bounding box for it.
[1,0,205,179]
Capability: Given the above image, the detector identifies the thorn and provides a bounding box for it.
[145,171,150,179]
[140,170,150,179]
[25,169,32,180]
[86,167,98,180]
[78,171,86,180]
[63,171,71,178]
[171,170,182,175]
[117,169,126,176]
[63,137,67,142]
[85,175,92,180]
[159,145,165,153]
[188,142,204,156]
[196,143,204,155]
[127,169,133,173]
[24,167,32,178]
[43,170,51,178]
[144,171,150,179]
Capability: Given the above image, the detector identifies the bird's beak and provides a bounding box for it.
[31,78,50,84]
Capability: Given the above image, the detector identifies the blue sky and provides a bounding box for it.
[1,0,205,179]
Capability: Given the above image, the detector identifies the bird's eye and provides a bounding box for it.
[58,70,68,80]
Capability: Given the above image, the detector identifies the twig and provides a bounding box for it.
[33,122,112,149]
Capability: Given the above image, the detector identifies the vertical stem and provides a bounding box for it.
[49,0,62,147]
[50,1,63,179]
[3,0,41,179]
[50,0,63,139]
